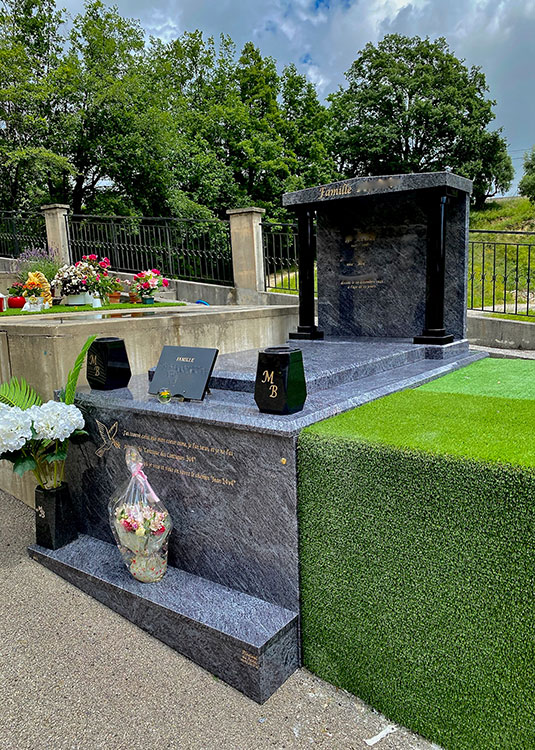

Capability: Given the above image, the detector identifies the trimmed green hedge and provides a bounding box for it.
[298,362,535,749]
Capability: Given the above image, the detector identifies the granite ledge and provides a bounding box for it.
[29,535,297,652]
[283,171,473,207]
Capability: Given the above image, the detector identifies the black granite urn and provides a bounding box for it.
[87,337,131,390]
[254,346,307,415]
[35,483,78,550]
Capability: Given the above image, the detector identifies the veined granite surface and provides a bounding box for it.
[29,536,299,703]
[282,171,473,207]
[34,337,485,702]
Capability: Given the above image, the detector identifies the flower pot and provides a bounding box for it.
[141,296,155,304]
[8,296,26,309]
[129,292,141,304]
[34,483,78,550]
[64,292,93,306]
[92,294,102,308]
[107,293,121,305]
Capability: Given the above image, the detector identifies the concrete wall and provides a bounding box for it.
[467,312,535,350]
[0,303,299,506]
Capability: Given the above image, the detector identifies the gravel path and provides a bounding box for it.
[0,489,438,750]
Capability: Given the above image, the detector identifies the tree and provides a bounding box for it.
[0,0,73,209]
[519,147,535,205]
[329,34,513,203]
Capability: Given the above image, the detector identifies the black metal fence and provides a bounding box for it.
[468,230,535,315]
[0,211,47,258]
[262,220,300,293]
[66,215,234,285]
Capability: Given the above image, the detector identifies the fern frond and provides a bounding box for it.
[62,334,97,405]
[0,377,42,409]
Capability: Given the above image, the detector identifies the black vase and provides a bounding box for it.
[87,337,131,390]
[34,483,78,550]
[254,346,307,415]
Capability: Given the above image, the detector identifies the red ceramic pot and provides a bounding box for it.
[8,296,26,309]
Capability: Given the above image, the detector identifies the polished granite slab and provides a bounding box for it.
[208,338,470,393]
[29,535,299,703]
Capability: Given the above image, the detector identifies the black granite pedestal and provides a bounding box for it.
[30,337,486,702]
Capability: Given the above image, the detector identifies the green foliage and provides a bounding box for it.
[329,34,513,205]
[13,246,62,282]
[0,376,42,409]
[470,196,535,232]
[298,360,535,747]
[519,146,535,205]
[61,334,97,405]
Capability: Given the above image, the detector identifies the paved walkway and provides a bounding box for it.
[0,490,438,750]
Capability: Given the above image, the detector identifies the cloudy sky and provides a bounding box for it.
[60,0,535,194]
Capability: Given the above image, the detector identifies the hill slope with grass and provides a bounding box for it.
[470,196,535,232]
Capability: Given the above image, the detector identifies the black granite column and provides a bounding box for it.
[289,208,324,340]
[414,191,454,345]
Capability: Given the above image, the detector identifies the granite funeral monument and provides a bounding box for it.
[29,172,483,704]
[283,172,472,344]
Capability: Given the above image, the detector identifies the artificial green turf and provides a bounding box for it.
[298,358,535,748]
[0,301,185,316]
[419,357,535,401]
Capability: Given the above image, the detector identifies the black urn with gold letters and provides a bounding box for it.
[87,337,131,390]
[254,346,307,415]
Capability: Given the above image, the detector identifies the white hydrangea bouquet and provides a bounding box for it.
[0,335,96,489]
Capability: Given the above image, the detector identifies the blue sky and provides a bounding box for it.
[60,0,535,195]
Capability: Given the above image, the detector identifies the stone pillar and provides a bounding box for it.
[41,204,70,264]
[227,207,266,296]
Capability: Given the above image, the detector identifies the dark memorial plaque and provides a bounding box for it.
[149,345,218,401]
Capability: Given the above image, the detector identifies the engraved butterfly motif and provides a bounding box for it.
[95,420,120,457]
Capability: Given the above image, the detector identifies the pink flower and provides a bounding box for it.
[102,257,110,265]
[162,278,169,287]
[142,281,150,289]
[88,254,97,261]
[151,269,161,275]
[82,255,87,260]
[96,274,100,281]
[155,526,165,535]
[99,261,107,268]
[75,261,81,267]
[121,519,134,532]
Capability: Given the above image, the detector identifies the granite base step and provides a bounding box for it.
[28,535,299,703]
[148,338,470,395]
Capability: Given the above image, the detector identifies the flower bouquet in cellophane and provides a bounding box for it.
[109,447,173,583]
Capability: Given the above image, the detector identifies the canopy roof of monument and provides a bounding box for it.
[282,171,473,208]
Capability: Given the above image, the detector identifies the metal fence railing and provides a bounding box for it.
[262,220,300,294]
[0,211,47,259]
[66,215,234,286]
[261,222,535,317]
[468,230,535,316]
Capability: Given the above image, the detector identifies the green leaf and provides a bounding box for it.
[0,377,42,409]
[45,449,68,463]
[62,335,97,405]
[13,455,37,476]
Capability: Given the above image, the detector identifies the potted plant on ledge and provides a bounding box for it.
[128,269,170,304]
[0,336,96,549]
[7,282,26,308]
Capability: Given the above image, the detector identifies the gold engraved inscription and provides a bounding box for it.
[240,650,259,669]
[121,430,237,488]
[319,183,352,199]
